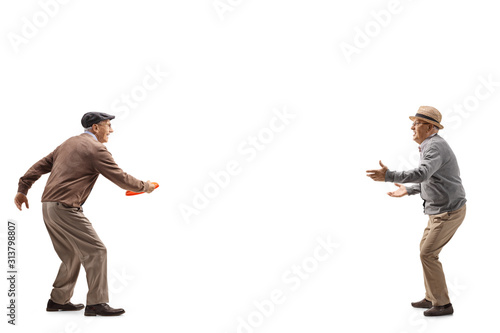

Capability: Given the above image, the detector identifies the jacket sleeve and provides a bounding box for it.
[18,151,55,195]
[92,145,150,193]
[385,146,443,184]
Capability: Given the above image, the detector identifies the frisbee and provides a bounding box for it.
[126,182,159,196]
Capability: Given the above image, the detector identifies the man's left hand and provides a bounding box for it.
[366,160,388,182]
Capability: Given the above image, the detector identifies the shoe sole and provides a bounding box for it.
[424,311,453,317]
[47,308,84,312]
[84,311,125,317]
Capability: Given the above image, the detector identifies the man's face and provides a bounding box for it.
[411,120,433,144]
[93,120,114,143]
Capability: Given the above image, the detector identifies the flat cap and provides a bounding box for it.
[81,112,115,128]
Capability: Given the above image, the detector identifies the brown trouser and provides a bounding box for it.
[420,204,466,306]
[42,202,109,305]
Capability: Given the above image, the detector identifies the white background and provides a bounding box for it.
[1,0,499,332]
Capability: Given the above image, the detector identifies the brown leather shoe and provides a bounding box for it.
[84,303,125,316]
[424,303,454,316]
[411,298,432,309]
[46,299,84,312]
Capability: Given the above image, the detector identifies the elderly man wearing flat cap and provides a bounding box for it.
[366,106,466,317]
[14,112,155,316]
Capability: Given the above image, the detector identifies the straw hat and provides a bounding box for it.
[409,106,444,129]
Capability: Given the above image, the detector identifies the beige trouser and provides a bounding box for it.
[419,204,466,306]
[42,202,109,305]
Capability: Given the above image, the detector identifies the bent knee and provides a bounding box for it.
[420,251,438,261]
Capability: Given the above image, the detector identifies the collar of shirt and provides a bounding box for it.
[419,133,438,152]
[84,130,98,141]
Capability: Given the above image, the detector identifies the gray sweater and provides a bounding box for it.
[385,134,466,215]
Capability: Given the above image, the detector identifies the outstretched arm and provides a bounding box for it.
[18,151,54,194]
[93,146,154,193]
[16,151,55,210]
[385,147,442,184]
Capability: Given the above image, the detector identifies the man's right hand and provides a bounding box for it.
[387,183,408,198]
[14,192,29,211]
[145,180,156,194]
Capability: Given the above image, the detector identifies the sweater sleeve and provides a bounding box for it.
[385,146,443,184]
[405,184,421,196]
[93,146,150,193]
[18,151,55,195]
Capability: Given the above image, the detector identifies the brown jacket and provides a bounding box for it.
[18,133,149,207]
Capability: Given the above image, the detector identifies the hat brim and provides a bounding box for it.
[409,115,444,129]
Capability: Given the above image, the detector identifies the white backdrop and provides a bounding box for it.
[1,1,499,332]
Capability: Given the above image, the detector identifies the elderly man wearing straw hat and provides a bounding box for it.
[366,106,466,317]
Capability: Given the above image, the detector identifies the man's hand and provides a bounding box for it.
[366,160,388,182]
[145,180,156,193]
[387,183,408,197]
[14,192,29,211]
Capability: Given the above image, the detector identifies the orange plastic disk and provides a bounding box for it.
[125,182,159,196]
